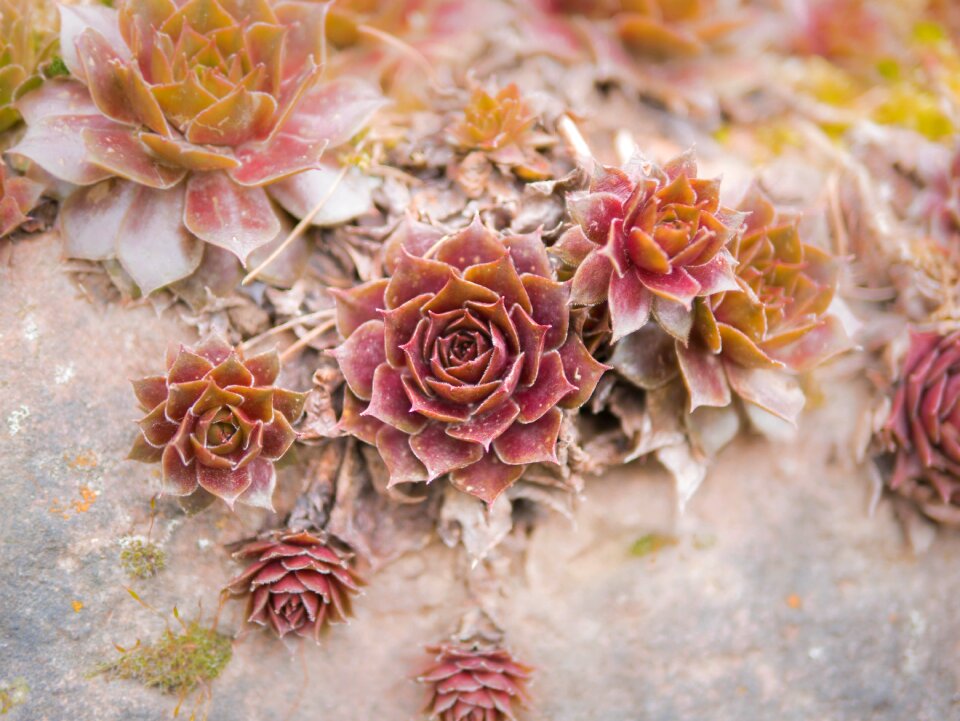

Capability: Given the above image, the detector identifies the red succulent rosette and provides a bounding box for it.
[880,329,960,525]
[554,151,743,344]
[329,218,608,504]
[675,186,848,421]
[0,158,43,238]
[129,335,307,513]
[226,530,362,641]
[419,638,533,721]
[10,0,384,293]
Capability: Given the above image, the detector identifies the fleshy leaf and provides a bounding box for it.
[116,184,202,294]
[492,407,562,465]
[377,426,429,486]
[331,280,389,339]
[184,171,281,263]
[59,179,137,260]
[364,364,427,434]
[609,268,652,342]
[676,343,731,411]
[449,454,525,504]
[9,112,117,186]
[82,126,187,189]
[557,333,610,408]
[410,424,484,480]
[724,363,805,423]
[513,351,577,423]
[328,320,386,401]
[268,163,377,226]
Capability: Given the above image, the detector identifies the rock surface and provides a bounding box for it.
[1,234,958,720]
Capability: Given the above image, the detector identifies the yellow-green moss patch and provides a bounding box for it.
[119,538,166,579]
[0,677,29,715]
[97,621,231,696]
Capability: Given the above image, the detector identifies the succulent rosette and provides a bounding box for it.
[879,330,960,525]
[418,638,533,721]
[226,530,362,640]
[535,0,740,60]
[9,0,385,294]
[0,0,60,132]
[554,151,743,344]
[329,218,608,504]
[129,335,307,513]
[447,84,552,181]
[675,187,848,421]
[0,158,44,238]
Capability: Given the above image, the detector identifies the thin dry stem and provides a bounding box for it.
[357,23,436,81]
[242,165,349,286]
[557,115,593,160]
[237,309,336,352]
[279,319,337,363]
[614,129,638,165]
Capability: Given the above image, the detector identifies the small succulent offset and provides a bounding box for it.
[555,151,743,344]
[542,0,739,60]
[418,637,533,721]
[879,329,960,525]
[129,336,307,513]
[330,218,608,504]
[225,530,362,641]
[676,187,848,421]
[0,0,60,133]
[447,84,552,181]
[0,158,43,238]
[11,0,384,294]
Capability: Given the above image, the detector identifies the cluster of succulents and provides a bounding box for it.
[0,0,60,133]
[9,0,960,717]
[10,0,384,292]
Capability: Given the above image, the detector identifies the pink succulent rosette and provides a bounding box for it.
[418,638,533,721]
[880,329,960,525]
[554,151,744,344]
[329,218,609,504]
[675,186,849,422]
[10,0,384,293]
[0,158,43,238]
[129,335,307,513]
[226,530,362,641]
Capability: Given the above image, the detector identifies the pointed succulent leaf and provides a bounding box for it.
[184,171,281,263]
[116,184,203,294]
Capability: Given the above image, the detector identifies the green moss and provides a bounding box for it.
[629,533,677,557]
[43,56,70,79]
[119,539,166,580]
[97,621,232,695]
[0,677,29,715]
